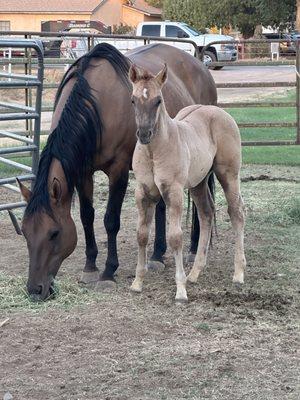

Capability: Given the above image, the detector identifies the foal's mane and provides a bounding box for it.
[25,43,130,216]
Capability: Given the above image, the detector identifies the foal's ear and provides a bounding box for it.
[129,64,141,83]
[16,178,32,203]
[155,63,168,86]
[50,177,62,204]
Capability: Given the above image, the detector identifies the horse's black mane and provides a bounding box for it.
[25,43,130,216]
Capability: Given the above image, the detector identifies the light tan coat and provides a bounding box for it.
[130,64,246,302]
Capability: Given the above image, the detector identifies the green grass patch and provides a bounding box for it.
[0,156,32,178]
[242,146,300,165]
[194,322,211,332]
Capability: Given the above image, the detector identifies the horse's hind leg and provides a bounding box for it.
[77,175,99,284]
[148,197,167,271]
[216,171,246,283]
[187,180,214,284]
[102,167,129,281]
[131,184,158,293]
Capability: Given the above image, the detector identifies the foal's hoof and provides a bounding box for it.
[79,270,100,284]
[95,280,117,293]
[130,280,143,293]
[233,272,244,285]
[187,273,198,284]
[186,253,196,264]
[175,297,188,305]
[147,260,165,273]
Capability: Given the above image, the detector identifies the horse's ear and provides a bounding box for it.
[16,178,32,203]
[129,64,140,83]
[155,63,168,86]
[50,178,62,204]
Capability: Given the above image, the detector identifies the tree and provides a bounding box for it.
[145,0,163,7]
[163,0,297,38]
[163,0,207,31]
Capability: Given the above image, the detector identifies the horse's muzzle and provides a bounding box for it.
[136,129,153,145]
[27,280,55,302]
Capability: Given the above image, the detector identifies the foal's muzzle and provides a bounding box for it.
[136,129,153,144]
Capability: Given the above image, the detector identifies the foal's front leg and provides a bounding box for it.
[131,184,158,293]
[162,184,187,303]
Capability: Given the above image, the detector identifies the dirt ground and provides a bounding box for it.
[0,165,299,400]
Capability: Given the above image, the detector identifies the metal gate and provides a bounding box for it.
[0,39,44,211]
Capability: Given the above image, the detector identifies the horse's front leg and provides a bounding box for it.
[131,184,158,293]
[77,175,100,284]
[101,167,129,281]
[161,184,187,303]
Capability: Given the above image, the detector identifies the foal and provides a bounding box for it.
[129,64,246,302]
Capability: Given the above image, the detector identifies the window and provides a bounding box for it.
[0,21,10,31]
[166,25,188,38]
[141,25,160,37]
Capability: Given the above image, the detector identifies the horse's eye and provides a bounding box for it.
[49,230,59,241]
[131,98,135,105]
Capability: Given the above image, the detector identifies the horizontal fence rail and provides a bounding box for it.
[202,38,300,146]
[0,34,299,171]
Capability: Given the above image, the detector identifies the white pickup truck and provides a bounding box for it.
[136,22,237,69]
[62,21,237,69]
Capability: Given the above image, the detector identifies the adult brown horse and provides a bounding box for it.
[18,43,217,301]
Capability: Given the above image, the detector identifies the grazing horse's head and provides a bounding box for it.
[129,63,168,144]
[18,160,77,301]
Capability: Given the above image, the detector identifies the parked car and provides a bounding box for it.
[263,32,300,56]
[61,21,237,69]
[42,37,63,58]
[136,21,237,69]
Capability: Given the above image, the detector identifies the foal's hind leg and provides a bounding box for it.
[131,184,158,293]
[77,175,99,284]
[216,171,246,283]
[187,180,214,284]
[148,197,167,271]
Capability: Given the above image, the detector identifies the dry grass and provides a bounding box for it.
[0,164,299,399]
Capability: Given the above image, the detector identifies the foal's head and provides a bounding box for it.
[129,63,168,144]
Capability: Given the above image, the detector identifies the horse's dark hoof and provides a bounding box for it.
[147,260,165,273]
[186,253,196,264]
[95,280,117,293]
[79,270,100,284]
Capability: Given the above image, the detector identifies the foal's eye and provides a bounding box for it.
[131,98,135,105]
[49,230,60,241]
[156,99,162,106]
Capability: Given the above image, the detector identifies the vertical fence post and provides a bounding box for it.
[296,40,300,144]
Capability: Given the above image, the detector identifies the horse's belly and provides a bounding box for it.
[185,152,213,189]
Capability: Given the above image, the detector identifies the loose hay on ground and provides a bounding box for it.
[0,164,299,399]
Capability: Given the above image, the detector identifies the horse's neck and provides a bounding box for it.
[154,104,174,143]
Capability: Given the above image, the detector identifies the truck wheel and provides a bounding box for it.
[203,51,222,70]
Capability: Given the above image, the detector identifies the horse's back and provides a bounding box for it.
[126,44,217,114]
[176,104,239,136]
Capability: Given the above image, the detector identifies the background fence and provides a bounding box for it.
[0,33,299,147]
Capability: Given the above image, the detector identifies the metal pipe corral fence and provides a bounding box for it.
[0,38,44,211]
